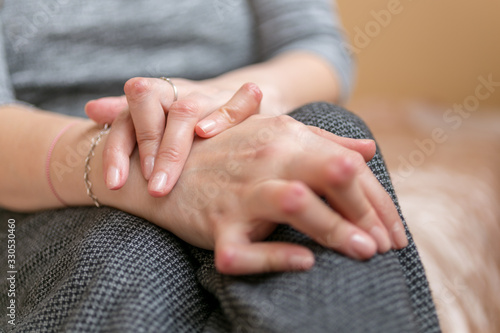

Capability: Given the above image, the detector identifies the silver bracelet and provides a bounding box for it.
[84,124,110,207]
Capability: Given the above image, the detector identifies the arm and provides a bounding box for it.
[203,51,342,116]
[206,0,353,115]
[0,105,104,211]
[0,105,407,274]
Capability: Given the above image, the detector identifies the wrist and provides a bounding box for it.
[50,121,163,223]
[50,122,105,207]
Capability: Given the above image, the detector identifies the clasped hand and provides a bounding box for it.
[86,77,408,275]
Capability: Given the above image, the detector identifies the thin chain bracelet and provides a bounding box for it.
[84,124,110,207]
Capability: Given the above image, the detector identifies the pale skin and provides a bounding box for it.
[85,52,344,196]
[0,105,407,275]
[0,51,408,275]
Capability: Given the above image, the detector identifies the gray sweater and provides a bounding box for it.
[0,0,353,117]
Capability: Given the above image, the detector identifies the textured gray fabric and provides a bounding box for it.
[0,0,354,115]
[0,103,441,332]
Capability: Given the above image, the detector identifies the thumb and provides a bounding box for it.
[195,83,262,138]
[85,96,128,125]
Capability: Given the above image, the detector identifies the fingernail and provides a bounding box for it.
[349,234,376,260]
[198,120,216,135]
[106,166,120,189]
[149,172,168,194]
[289,255,314,270]
[144,155,155,180]
[392,222,409,249]
[370,226,391,253]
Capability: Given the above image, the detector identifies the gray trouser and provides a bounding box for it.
[0,103,441,333]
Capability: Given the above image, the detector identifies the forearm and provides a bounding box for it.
[0,105,112,211]
[205,51,342,115]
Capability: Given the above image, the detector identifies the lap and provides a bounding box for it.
[0,103,440,333]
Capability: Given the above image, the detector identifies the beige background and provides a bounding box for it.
[336,0,500,108]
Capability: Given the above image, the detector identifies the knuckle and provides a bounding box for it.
[275,115,308,135]
[218,106,237,124]
[278,183,307,215]
[254,142,282,159]
[169,100,200,119]
[327,158,355,187]
[276,114,295,126]
[124,77,152,100]
[243,82,262,101]
[156,146,183,164]
[215,245,236,274]
[136,129,163,146]
[328,153,366,186]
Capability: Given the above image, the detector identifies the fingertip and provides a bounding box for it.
[84,99,96,114]
[105,165,122,190]
[360,139,377,161]
[148,171,171,197]
[215,244,237,275]
[288,253,315,271]
[243,82,263,102]
[84,99,100,121]
[196,119,217,137]
[348,233,377,260]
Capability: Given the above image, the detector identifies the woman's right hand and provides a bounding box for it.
[101,114,408,275]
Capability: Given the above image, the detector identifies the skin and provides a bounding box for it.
[0,105,407,275]
[85,51,344,197]
[83,49,406,264]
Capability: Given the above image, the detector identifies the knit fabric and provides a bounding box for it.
[0,0,354,114]
[0,103,441,332]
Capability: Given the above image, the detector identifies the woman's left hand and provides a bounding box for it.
[86,78,263,197]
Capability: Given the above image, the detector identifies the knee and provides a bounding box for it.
[288,102,374,141]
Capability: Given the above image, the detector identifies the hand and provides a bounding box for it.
[105,115,408,275]
[86,78,263,197]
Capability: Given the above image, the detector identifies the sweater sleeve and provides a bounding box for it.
[0,19,16,106]
[250,0,355,101]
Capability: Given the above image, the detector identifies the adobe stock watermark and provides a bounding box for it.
[6,0,70,53]
[392,73,500,185]
[341,0,415,58]
[6,218,17,327]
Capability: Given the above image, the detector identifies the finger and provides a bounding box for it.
[285,150,392,253]
[359,168,409,249]
[102,110,136,190]
[124,77,172,180]
[322,155,391,253]
[148,97,208,197]
[85,96,128,125]
[245,179,377,260]
[307,126,376,162]
[214,236,315,275]
[195,83,262,138]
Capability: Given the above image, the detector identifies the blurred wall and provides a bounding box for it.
[336,0,500,107]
